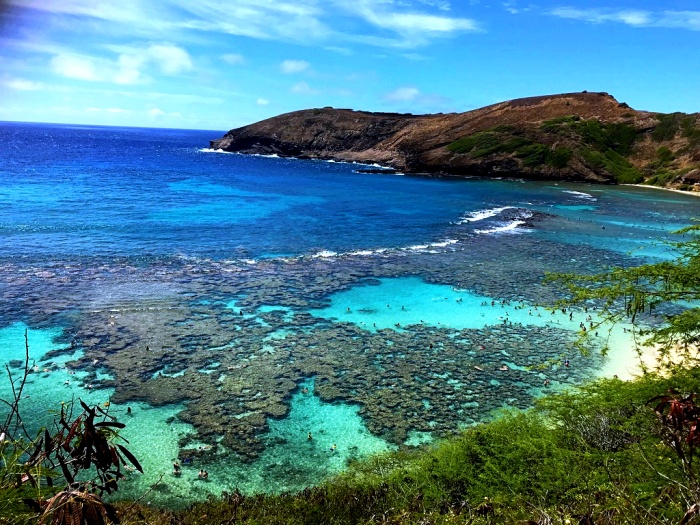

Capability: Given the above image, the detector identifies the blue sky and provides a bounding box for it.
[1,0,699,130]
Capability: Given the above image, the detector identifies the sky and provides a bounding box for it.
[0,0,699,131]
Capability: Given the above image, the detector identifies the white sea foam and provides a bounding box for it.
[198,148,235,154]
[428,239,459,248]
[475,221,528,235]
[311,250,338,258]
[563,190,597,201]
[456,206,514,224]
[303,238,461,261]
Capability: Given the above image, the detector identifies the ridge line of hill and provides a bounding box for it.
[211,91,700,190]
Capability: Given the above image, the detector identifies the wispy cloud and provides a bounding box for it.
[83,106,133,114]
[2,76,44,91]
[384,86,421,102]
[49,44,193,85]
[257,98,270,105]
[280,59,310,74]
[10,0,174,32]
[50,54,102,81]
[382,86,453,112]
[145,44,193,74]
[11,0,481,49]
[549,7,700,31]
[291,81,320,95]
[221,53,245,65]
[339,1,480,47]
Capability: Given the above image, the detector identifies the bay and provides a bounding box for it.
[0,121,697,507]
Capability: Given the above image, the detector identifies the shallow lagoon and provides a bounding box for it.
[0,123,697,507]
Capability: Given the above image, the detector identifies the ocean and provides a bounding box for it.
[0,121,697,507]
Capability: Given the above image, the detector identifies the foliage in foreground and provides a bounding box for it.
[0,332,141,525]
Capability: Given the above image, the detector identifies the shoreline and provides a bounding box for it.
[623,183,700,198]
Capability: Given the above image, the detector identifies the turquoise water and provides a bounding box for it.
[1,122,698,507]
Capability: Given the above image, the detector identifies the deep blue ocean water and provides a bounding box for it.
[0,121,698,507]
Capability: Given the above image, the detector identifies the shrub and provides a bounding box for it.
[657,146,675,165]
[0,333,140,525]
[652,112,685,142]
[447,132,531,158]
[549,146,573,168]
[517,143,550,167]
[540,115,581,133]
[580,148,643,183]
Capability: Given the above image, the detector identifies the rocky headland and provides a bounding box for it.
[211,92,700,189]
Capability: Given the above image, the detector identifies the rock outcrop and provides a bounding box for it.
[211,92,700,188]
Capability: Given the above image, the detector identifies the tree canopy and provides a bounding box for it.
[548,223,700,373]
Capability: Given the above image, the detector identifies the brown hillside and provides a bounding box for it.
[211,92,700,189]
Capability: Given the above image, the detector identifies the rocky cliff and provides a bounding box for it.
[211,92,700,188]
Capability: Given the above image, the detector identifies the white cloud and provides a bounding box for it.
[146,44,193,74]
[324,46,353,55]
[169,111,182,118]
[371,12,478,33]
[656,10,700,31]
[148,107,165,117]
[549,7,651,26]
[50,54,102,81]
[11,0,156,24]
[384,86,420,102]
[341,1,480,46]
[548,7,700,31]
[257,98,270,105]
[106,107,130,113]
[49,44,193,85]
[3,77,43,91]
[221,53,245,65]
[18,0,481,49]
[174,2,331,42]
[291,81,319,95]
[281,59,310,74]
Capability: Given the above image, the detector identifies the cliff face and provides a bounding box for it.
[211,92,700,188]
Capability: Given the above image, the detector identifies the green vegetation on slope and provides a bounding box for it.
[446,130,531,158]
[541,116,644,183]
[446,117,646,182]
[446,129,572,170]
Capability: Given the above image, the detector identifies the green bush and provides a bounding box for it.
[446,132,498,154]
[446,132,532,158]
[652,112,685,142]
[656,146,674,165]
[540,115,581,133]
[517,143,550,167]
[580,148,643,183]
[573,120,637,156]
[549,146,573,168]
